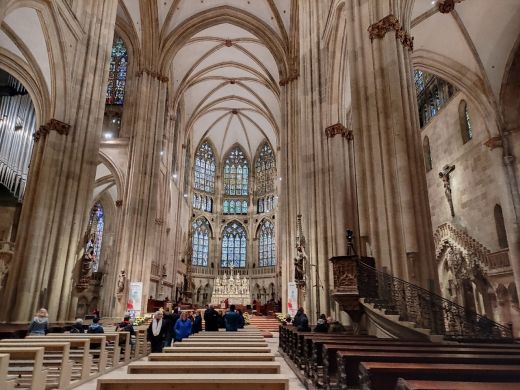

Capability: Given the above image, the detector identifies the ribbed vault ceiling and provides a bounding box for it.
[171,22,281,159]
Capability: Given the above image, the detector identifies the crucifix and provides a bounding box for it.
[439,164,456,217]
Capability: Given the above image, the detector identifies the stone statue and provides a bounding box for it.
[294,245,307,285]
[117,270,126,293]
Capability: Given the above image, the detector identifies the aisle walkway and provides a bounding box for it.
[75,332,305,390]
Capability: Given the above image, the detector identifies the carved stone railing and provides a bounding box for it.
[191,266,277,277]
[486,249,511,270]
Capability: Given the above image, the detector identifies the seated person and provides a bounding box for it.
[71,318,85,333]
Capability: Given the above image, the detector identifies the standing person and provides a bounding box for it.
[87,317,104,333]
[28,308,49,336]
[192,312,202,334]
[147,311,167,353]
[224,304,240,332]
[204,304,220,331]
[297,310,311,332]
[174,311,192,342]
[237,309,245,329]
[162,308,174,348]
[292,307,304,327]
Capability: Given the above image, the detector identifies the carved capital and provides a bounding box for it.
[136,68,169,83]
[484,136,503,150]
[325,123,353,140]
[279,67,299,86]
[33,119,71,142]
[368,14,413,51]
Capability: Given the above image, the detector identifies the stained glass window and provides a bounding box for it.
[192,218,210,266]
[85,202,104,273]
[423,136,432,172]
[194,141,216,193]
[255,142,276,197]
[459,100,473,144]
[414,70,456,128]
[223,146,249,196]
[223,199,248,214]
[221,222,247,268]
[258,220,275,267]
[257,196,275,214]
[106,37,128,105]
[193,194,213,212]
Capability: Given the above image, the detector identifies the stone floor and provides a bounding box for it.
[75,332,305,390]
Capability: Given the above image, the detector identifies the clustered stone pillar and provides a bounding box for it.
[0,1,118,323]
[115,69,168,317]
[345,0,437,288]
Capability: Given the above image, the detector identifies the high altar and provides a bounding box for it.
[211,267,251,306]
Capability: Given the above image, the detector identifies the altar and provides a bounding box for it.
[211,267,251,306]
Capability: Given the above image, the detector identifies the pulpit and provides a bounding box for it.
[329,255,375,323]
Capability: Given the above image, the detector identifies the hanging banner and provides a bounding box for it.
[287,282,298,317]
[127,282,143,318]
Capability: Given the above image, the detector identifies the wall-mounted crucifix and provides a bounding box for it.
[439,164,456,217]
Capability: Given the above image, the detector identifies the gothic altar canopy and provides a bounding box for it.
[212,266,251,305]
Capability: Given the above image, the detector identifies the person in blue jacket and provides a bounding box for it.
[224,304,240,331]
[174,311,192,341]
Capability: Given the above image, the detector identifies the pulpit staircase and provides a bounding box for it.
[330,255,514,343]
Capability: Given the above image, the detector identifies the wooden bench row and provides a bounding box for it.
[279,324,520,390]
[0,331,137,390]
[97,327,290,390]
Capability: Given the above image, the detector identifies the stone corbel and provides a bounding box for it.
[483,136,503,150]
[279,69,299,86]
[437,0,463,13]
[33,119,71,142]
[368,14,414,51]
[115,200,123,207]
[136,68,169,83]
[325,123,353,140]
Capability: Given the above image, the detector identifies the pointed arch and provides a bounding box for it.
[193,139,217,194]
[254,140,276,197]
[221,220,247,268]
[192,217,211,266]
[257,218,275,267]
[223,144,249,196]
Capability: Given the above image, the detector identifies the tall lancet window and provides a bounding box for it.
[85,202,105,273]
[192,218,210,266]
[194,141,216,193]
[221,222,247,268]
[106,37,128,105]
[255,141,276,213]
[223,146,249,196]
[258,220,275,267]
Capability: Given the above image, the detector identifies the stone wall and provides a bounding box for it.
[422,92,503,251]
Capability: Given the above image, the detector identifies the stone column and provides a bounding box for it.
[345,0,437,287]
[0,1,118,322]
[116,70,168,316]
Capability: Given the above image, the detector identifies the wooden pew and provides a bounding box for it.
[0,347,47,390]
[336,351,520,389]
[359,363,520,390]
[19,337,92,380]
[103,332,131,363]
[163,346,271,353]
[0,353,15,390]
[128,361,281,374]
[48,333,121,368]
[396,378,520,390]
[134,328,148,358]
[0,342,72,389]
[321,342,520,389]
[148,352,275,361]
[28,334,108,374]
[177,341,268,347]
[96,373,289,390]
[182,338,265,343]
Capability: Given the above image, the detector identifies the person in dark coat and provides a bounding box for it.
[224,304,240,331]
[192,312,202,334]
[204,305,220,331]
[147,311,168,353]
[162,308,175,347]
[87,317,104,333]
[237,309,245,329]
[70,318,85,333]
[297,312,311,332]
[292,307,304,327]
